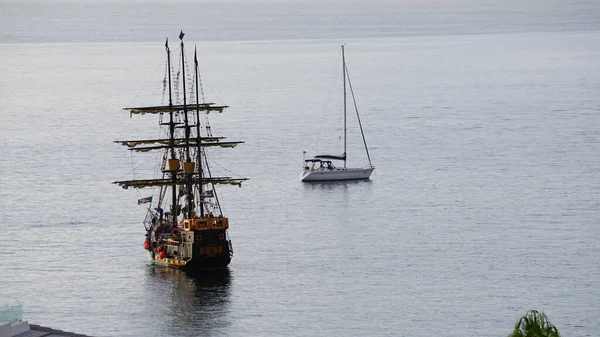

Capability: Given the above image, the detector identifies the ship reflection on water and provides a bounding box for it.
[146,266,232,336]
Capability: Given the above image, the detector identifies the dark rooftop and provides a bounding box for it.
[13,323,92,337]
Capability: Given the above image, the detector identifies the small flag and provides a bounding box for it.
[138,196,153,205]
[200,190,214,199]
[165,38,169,51]
[194,46,198,65]
[179,30,185,40]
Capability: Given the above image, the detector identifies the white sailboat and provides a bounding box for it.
[300,45,374,182]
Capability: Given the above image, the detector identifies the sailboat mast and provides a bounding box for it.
[342,45,347,169]
[166,38,178,225]
[194,47,204,218]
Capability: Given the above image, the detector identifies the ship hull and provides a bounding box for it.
[151,240,232,271]
[117,34,247,276]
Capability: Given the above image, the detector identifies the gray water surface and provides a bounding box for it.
[1,2,599,336]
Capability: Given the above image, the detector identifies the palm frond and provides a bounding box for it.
[508,310,561,337]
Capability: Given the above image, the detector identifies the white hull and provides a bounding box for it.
[300,167,374,182]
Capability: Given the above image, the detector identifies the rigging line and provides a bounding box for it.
[172,45,183,105]
[205,156,244,178]
[129,150,137,180]
[187,46,206,103]
[201,148,223,215]
[161,61,168,106]
[114,150,152,182]
[124,161,155,178]
[203,111,213,137]
[157,151,168,206]
[208,89,226,106]
[182,50,195,105]
[174,69,181,104]
[156,115,168,205]
[127,151,149,202]
[178,47,200,105]
[130,54,169,106]
[116,155,161,182]
[198,65,206,103]
[344,66,373,168]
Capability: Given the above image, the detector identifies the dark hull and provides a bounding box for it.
[183,254,231,270]
[185,239,233,270]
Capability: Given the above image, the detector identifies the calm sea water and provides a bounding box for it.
[1,1,600,336]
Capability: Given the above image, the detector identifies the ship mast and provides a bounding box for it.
[166,38,178,225]
[114,33,249,228]
[194,47,205,217]
[179,31,194,219]
[342,45,347,169]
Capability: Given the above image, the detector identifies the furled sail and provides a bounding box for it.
[115,137,224,148]
[315,153,346,161]
[114,177,248,189]
[127,141,243,152]
[125,103,228,115]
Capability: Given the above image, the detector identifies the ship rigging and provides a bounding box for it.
[114,31,247,270]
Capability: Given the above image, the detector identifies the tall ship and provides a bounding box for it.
[114,31,247,270]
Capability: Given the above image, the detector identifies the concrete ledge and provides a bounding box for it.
[11,322,29,336]
[0,322,11,337]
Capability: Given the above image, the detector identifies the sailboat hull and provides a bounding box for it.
[300,167,374,182]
